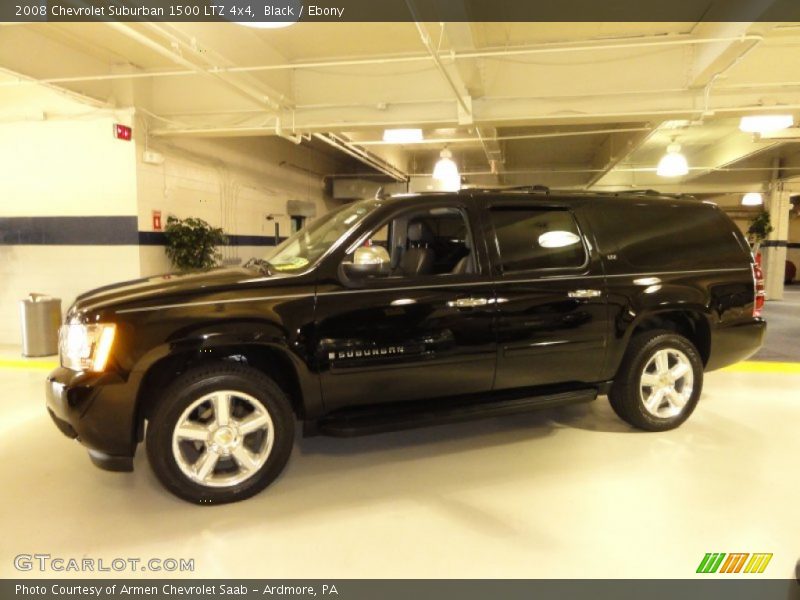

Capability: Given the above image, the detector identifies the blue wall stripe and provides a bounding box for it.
[0,216,287,247]
[0,216,138,245]
[139,232,287,247]
[762,240,800,248]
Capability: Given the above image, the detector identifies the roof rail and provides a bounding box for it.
[498,185,550,194]
[616,189,696,200]
[624,189,662,196]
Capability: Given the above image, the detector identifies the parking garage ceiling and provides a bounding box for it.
[2,18,800,192]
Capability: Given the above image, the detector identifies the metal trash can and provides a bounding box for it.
[20,293,62,357]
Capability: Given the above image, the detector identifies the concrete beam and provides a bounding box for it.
[586,127,657,189]
[684,131,781,182]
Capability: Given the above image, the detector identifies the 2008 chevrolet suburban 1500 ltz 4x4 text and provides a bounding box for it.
[46,188,766,504]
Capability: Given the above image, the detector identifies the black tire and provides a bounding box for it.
[146,362,295,504]
[609,330,703,431]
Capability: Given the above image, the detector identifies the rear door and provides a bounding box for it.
[482,198,608,390]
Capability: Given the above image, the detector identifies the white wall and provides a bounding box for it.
[0,104,346,347]
[0,114,140,345]
[135,129,341,276]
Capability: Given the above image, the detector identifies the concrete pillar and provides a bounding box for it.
[762,185,790,300]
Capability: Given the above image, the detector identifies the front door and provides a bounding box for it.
[314,200,497,411]
[482,199,608,390]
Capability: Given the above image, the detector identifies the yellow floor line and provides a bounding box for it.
[0,357,798,373]
[721,361,800,374]
[0,358,59,371]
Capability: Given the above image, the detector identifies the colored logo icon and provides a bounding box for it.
[697,553,772,574]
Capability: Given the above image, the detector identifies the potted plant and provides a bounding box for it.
[746,210,773,255]
[164,216,228,272]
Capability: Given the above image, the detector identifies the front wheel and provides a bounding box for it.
[609,331,703,431]
[146,363,295,504]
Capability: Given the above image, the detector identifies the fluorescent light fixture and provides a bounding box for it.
[382,128,423,143]
[656,143,689,177]
[661,119,692,130]
[538,230,581,248]
[739,114,794,134]
[433,148,460,191]
[741,192,764,206]
[237,22,296,29]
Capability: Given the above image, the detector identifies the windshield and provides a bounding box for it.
[261,200,377,272]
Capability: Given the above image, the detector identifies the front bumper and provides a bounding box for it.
[46,367,137,472]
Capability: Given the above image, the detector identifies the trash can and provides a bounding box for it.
[20,293,62,357]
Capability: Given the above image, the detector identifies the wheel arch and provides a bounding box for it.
[627,308,712,367]
[134,342,313,440]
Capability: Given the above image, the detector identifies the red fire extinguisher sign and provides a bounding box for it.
[153,210,162,231]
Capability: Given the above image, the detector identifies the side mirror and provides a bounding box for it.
[341,246,391,281]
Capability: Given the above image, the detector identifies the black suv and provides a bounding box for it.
[46,189,766,503]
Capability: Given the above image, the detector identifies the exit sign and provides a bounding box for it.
[114,123,132,141]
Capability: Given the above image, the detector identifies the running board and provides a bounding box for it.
[316,388,597,437]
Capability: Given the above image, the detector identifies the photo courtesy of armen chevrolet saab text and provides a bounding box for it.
[46,187,766,504]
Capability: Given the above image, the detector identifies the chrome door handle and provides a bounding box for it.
[567,289,602,299]
[448,297,489,308]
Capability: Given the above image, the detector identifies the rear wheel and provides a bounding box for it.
[609,331,703,431]
[146,363,295,504]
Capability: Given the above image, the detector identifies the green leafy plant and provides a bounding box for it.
[747,210,773,252]
[164,216,227,271]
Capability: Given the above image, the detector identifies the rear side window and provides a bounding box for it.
[489,207,586,272]
[591,203,748,270]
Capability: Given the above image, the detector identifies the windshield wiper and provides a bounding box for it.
[243,257,274,275]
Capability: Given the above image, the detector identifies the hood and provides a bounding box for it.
[70,267,301,316]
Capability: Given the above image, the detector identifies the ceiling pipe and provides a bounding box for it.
[143,22,290,111]
[0,34,771,87]
[0,65,107,109]
[149,101,800,137]
[355,127,653,146]
[275,117,303,144]
[105,23,309,146]
[106,22,261,105]
[409,165,800,176]
[410,21,472,118]
[313,133,408,182]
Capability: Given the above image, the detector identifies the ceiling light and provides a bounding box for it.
[739,114,794,134]
[661,119,692,130]
[741,192,764,206]
[236,21,296,29]
[382,128,423,143]
[656,143,689,177]
[433,148,460,191]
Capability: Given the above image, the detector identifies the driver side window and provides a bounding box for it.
[344,206,476,280]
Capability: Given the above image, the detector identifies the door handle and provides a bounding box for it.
[567,289,602,299]
[448,297,490,308]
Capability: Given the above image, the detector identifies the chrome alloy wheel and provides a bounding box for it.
[639,348,695,419]
[171,391,274,488]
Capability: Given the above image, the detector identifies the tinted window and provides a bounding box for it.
[348,207,475,277]
[490,208,586,272]
[591,203,748,270]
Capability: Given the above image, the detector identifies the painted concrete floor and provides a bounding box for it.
[1,358,798,579]
[753,286,800,362]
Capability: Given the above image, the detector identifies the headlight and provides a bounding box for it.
[59,323,117,372]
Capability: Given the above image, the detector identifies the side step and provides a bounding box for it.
[316,388,598,437]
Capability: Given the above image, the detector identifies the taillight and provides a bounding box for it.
[752,262,765,317]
